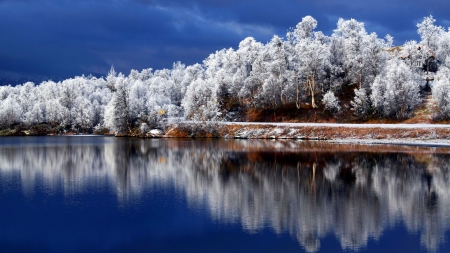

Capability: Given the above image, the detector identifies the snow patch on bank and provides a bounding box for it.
[328,139,450,147]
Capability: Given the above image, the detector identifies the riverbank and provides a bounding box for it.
[161,122,450,145]
[2,122,450,146]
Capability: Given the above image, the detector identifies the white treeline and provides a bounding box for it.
[1,15,450,133]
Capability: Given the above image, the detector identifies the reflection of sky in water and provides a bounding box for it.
[0,137,449,252]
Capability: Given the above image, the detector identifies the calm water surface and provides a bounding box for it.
[0,136,450,252]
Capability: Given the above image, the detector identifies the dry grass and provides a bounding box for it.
[245,107,267,122]
[163,122,450,144]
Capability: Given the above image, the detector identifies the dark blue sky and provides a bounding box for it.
[0,0,449,85]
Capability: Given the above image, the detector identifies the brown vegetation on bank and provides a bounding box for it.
[163,122,450,141]
[236,83,439,124]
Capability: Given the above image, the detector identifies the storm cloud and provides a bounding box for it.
[0,0,448,84]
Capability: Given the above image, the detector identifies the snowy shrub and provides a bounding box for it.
[322,90,340,112]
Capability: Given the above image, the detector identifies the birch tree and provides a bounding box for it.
[295,30,330,108]
[370,58,421,119]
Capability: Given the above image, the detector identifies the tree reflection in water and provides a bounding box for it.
[0,137,449,252]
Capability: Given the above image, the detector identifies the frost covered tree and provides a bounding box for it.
[429,67,450,120]
[203,48,238,111]
[350,88,370,118]
[293,16,317,40]
[417,15,445,53]
[289,16,330,108]
[436,31,450,69]
[0,95,22,128]
[333,18,367,86]
[254,35,291,109]
[106,66,117,92]
[331,18,392,91]
[236,37,262,79]
[128,79,149,123]
[59,78,80,126]
[322,90,340,112]
[45,99,64,125]
[362,33,391,85]
[170,62,187,106]
[237,37,264,106]
[182,78,220,121]
[370,58,421,119]
[17,82,37,125]
[416,16,445,83]
[104,76,130,134]
[72,96,96,131]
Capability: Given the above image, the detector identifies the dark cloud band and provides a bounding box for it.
[0,0,447,84]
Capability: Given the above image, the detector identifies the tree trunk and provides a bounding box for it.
[308,78,317,108]
[279,77,285,106]
[295,71,301,109]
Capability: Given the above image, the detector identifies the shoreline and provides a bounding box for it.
[159,122,450,146]
[328,138,450,147]
[2,122,450,147]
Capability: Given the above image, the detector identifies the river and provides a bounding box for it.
[0,136,449,252]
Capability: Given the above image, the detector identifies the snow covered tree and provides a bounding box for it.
[45,99,64,125]
[237,37,264,106]
[436,30,450,68]
[333,18,367,86]
[16,82,36,124]
[417,15,445,53]
[416,16,445,86]
[331,18,390,89]
[59,78,81,126]
[362,33,391,85]
[370,58,421,119]
[128,79,148,123]
[322,90,340,112]
[260,75,280,109]
[289,16,330,108]
[253,35,291,108]
[170,62,187,106]
[106,66,117,92]
[0,95,22,128]
[429,67,450,120]
[296,31,330,108]
[105,76,130,134]
[289,15,318,41]
[237,37,262,78]
[203,48,238,111]
[72,97,95,131]
[182,78,220,121]
[350,88,370,118]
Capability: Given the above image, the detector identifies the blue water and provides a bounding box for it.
[0,137,449,252]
